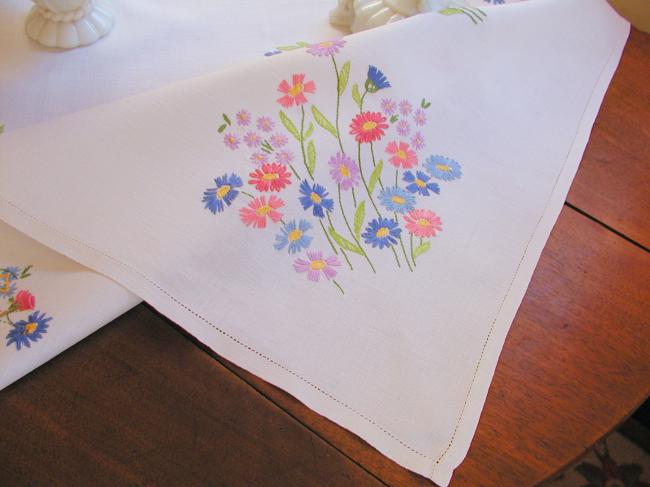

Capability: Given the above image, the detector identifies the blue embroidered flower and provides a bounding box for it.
[378,186,416,214]
[483,0,504,4]
[274,219,313,254]
[0,280,16,300]
[424,155,462,181]
[403,171,440,196]
[362,217,401,249]
[202,173,243,214]
[365,65,391,93]
[264,50,282,57]
[2,266,21,280]
[298,180,334,218]
[6,311,51,350]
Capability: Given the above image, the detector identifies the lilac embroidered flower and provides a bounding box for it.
[399,100,413,116]
[413,108,427,127]
[256,116,275,132]
[306,39,346,57]
[381,98,397,116]
[410,131,426,151]
[293,250,340,282]
[223,132,240,150]
[396,120,411,137]
[270,133,288,148]
[276,150,295,165]
[243,131,262,148]
[236,109,252,126]
[250,152,269,166]
[328,152,360,190]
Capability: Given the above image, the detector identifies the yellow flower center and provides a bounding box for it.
[310,192,322,204]
[339,165,350,178]
[262,172,279,181]
[23,322,38,335]
[436,164,452,172]
[256,205,272,216]
[397,150,407,160]
[289,83,304,97]
[376,227,390,238]
[362,121,378,132]
[0,273,9,293]
[417,218,431,227]
[310,259,327,271]
[319,41,333,48]
[288,229,303,242]
[216,185,231,199]
[391,195,405,205]
[415,179,427,188]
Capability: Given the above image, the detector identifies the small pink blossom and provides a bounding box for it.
[250,152,269,165]
[413,108,427,127]
[396,120,411,137]
[236,109,252,126]
[256,116,275,132]
[399,100,413,116]
[380,98,397,116]
[243,131,262,148]
[385,141,418,169]
[410,131,426,151]
[223,132,240,150]
[269,133,288,148]
[276,150,295,165]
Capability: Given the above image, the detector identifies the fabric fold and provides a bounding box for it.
[0,0,629,483]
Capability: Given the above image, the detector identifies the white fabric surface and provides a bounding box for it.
[0,0,629,484]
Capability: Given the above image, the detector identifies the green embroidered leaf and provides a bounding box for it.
[0,124,4,134]
[368,159,384,195]
[390,114,399,123]
[20,265,32,279]
[296,41,311,48]
[277,45,301,51]
[304,122,315,140]
[279,111,301,141]
[329,227,364,256]
[352,84,362,109]
[311,105,338,139]
[217,124,227,133]
[413,241,431,259]
[307,139,316,177]
[353,201,366,240]
[438,7,465,16]
[223,113,231,125]
[338,61,351,96]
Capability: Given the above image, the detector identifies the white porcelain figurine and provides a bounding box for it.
[330,0,467,32]
[25,0,114,49]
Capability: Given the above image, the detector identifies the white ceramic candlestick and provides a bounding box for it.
[25,0,114,49]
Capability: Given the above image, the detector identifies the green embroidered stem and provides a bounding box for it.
[289,164,301,180]
[395,212,413,272]
[370,142,384,190]
[326,212,353,270]
[410,233,416,267]
[360,88,368,111]
[390,245,401,268]
[338,185,376,273]
[395,168,398,187]
[351,187,357,207]
[319,218,339,255]
[240,190,256,199]
[332,279,345,295]
[300,105,313,179]
[357,143,381,217]
[331,55,345,155]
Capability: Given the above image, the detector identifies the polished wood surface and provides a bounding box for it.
[1,27,649,487]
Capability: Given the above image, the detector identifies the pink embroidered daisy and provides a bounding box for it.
[306,39,346,57]
[269,133,288,148]
[396,119,411,137]
[381,98,397,116]
[249,163,292,192]
[404,209,442,238]
[223,132,240,150]
[410,131,426,151]
[250,152,269,166]
[277,74,316,108]
[349,112,389,144]
[256,116,275,132]
[413,108,427,127]
[385,141,418,169]
[399,100,413,116]
[293,250,340,282]
[236,109,252,126]
[243,131,262,148]
[328,152,360,190]
[276,150,295,165]
[239,195,284,229]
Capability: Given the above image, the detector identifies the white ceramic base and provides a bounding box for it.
[25,0,114,49]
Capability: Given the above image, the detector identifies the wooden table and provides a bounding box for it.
[1,28,648,487]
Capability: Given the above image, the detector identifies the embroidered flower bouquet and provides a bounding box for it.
[203,40,462,294]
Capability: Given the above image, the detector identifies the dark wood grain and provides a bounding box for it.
[0,305,384,487]
[567,27,650,249]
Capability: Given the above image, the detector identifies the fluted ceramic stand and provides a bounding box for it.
[26,0,114,49]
